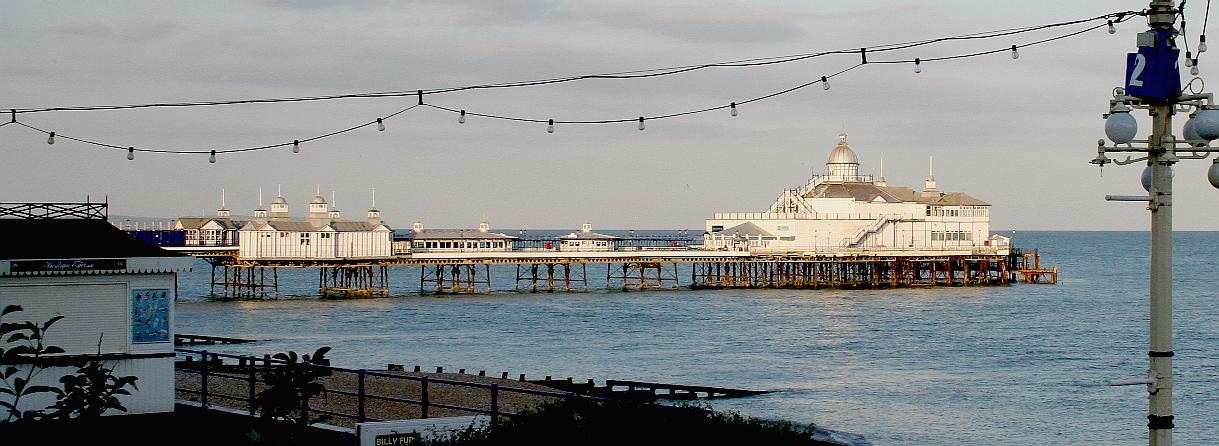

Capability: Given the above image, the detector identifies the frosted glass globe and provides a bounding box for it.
[1193,108,1219,140]
[1105,112,1138,144]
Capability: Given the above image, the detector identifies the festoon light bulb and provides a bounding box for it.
[1108,20,1116,34]
[1192,61,1201,76]
[293,140,300,154]
[914,58,922,73]
[47,131,55,144]
[821,76,830,90]
[1011,45,1019,59]
[730,102,738,117]
[208,150,217,164]
[1185,52,1193,67]
[637,117,645,131]
[1201,35,1209,53]
[127,147,134,160]
[376,118,385,131]
[547,119,555,133]
[459,110,466,124]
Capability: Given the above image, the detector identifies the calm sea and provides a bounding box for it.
[175,231,1219,445]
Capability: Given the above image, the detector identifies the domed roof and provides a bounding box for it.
[826,132,859,165]
[271,196,288,205]
[309,194,327,205]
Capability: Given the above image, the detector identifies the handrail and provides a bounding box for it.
[174,348,602,427]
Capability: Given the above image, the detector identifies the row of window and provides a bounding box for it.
[413,241,509,249]
[930,231,974,241]
[926,206,989,217]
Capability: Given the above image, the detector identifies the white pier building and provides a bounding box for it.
[237,190,392,260]
[704,133,1008,254]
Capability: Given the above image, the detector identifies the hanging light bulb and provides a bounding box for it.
[821,76,830,90]
[547,119,555,133]
[209,150,217,164]
[1209,159,1219,189]
[376,118,385,131]
[293,140,300,154]
[730,102,738,117]
[1108,20,1116,34]
[459,110,466,124]
[638,117,645,131]
[1201,35,1209,53]
[1185,52,1193,67]
[1010,45,1019,59]
[127,147,135,161]
[47,131,55,144]
[1192,60,1200,76]
[914,58,922,74]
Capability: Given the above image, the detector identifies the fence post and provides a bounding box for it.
[357,369,367,423]
[200,350,210,408]
[420,376,430,419]
[490,384,499,428]
[248,355,257,415]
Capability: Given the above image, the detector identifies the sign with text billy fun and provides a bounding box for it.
[1126,29,1182,101]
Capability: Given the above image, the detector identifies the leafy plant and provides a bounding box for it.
[253,346,332,427]
[44,335,139,419]
[0,305,66,422]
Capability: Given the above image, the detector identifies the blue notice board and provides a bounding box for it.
[132,289,170,343]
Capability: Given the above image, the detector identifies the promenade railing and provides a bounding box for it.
[174,348,601,428]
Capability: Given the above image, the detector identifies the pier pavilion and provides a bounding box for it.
[704,133,1008,254]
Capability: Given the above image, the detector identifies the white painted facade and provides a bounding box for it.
[404,221,517,253]
[558,223,620,251]
[0,254,193,419]
[705,133,1008,255]
[237,192,392,260]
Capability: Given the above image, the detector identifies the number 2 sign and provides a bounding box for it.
[1126,29,1182,101]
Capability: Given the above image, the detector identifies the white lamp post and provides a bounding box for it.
[1093,3,1219,445]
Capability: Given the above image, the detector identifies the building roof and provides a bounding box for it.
[721,222,773,237]
[826,133,859,165]
[177,217,244,230]
[560,231,621,240]
[271,196,288,205]
[803,182,902,203]
[408,229,518,240]
[878,186,990,206]
[330,221,388,232]
[0,219,185,260]
[309,195,327,205]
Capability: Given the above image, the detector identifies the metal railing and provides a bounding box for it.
[0,202,107,219]
[175,349,602,427]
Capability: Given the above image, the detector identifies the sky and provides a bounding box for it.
[2,0,1216,231]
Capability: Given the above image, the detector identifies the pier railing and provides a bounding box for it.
[174,348,601,428]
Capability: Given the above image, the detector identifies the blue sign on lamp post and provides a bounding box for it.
[1125,29,1182,101]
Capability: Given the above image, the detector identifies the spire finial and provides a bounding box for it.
[929,155,934,177]
[371,187,376,208]
[259,188,263,207]
[221,188,225,208]
[277,184,282,197]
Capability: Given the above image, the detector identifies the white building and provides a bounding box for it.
[558,223,621,251]
[402,221,517,253]
[705,133,1008,254]
[0,213,193,419]
[173,191,244,246]
[238,191,392,259]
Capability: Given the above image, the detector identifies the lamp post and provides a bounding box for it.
[1093,2,1219,445]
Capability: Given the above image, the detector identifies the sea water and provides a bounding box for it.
[175,231,1219,445]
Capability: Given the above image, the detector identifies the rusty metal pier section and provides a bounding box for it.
[169,248,1055,298]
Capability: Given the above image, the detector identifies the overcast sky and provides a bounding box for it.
[2,1,1214,230]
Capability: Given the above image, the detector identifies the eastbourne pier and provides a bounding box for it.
[113,133,1059,298]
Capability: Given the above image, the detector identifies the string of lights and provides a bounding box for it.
[4,9,1140,116]
[0,9,1144,162]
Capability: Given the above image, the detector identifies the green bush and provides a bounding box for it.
[425,399,823,445]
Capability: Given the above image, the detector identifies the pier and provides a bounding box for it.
[151,242,1052,298]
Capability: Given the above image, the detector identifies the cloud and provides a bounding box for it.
[49,21,115,38]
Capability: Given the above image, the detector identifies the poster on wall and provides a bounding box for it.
[132,289,170,344]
